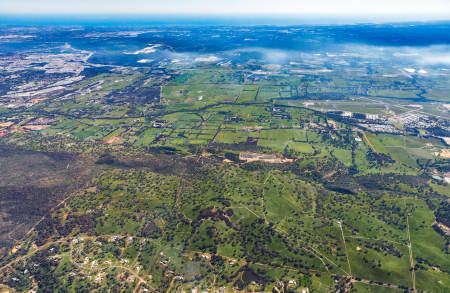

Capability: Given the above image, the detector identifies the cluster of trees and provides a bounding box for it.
[435,201,450,227]
[366,148,395,168]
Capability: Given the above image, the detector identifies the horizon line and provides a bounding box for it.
[1,13,449,26]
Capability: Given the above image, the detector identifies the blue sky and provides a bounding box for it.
[1,0,449,17]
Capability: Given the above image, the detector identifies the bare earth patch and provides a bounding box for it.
[20,125,50,131]
[242,126,263,132]
[239,152,294,163]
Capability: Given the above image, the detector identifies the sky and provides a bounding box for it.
[1,0,450,18]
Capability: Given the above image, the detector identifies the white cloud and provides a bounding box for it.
[194,56,220,62]
[420,54,450,65]
[392,46,450,65]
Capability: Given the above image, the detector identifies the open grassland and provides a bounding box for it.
[1,67,449,292]
[0,158,448,292]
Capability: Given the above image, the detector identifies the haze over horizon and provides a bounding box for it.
[1,0,450,22]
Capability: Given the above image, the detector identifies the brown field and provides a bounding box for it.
[104,135,122,144]
[435,149,450,158]
[0,122,14,128]
[30,97,48,104]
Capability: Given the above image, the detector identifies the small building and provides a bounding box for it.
[288,280,297,287]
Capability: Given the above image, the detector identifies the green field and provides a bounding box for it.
[1,64,449,293]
